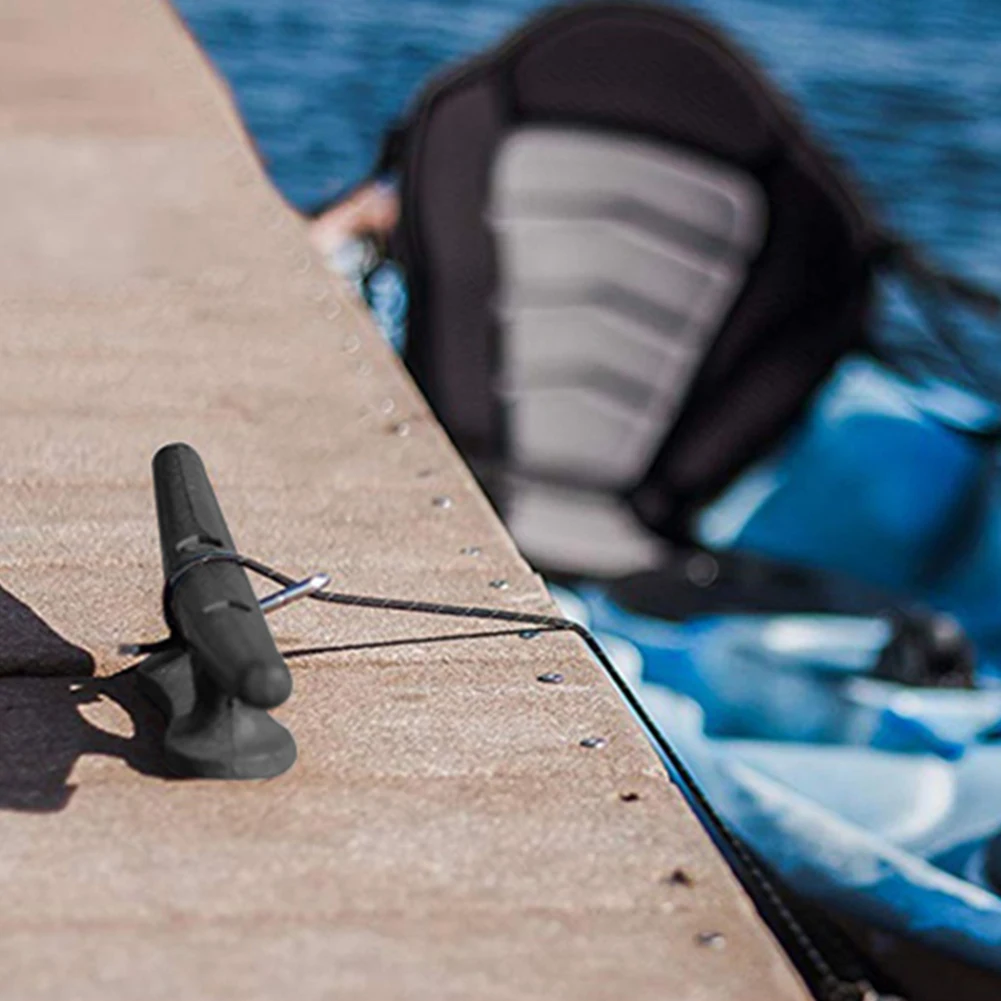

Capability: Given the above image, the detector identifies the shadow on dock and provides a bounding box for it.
[0,584,169,812]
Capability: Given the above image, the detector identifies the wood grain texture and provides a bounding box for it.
[0,1,809,998]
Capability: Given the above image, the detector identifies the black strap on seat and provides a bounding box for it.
[604,546,976,689]
[868,230,1001,407]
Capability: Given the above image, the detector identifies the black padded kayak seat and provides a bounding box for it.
[388,2,877,577]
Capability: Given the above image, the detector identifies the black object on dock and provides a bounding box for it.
[136,443,297,779]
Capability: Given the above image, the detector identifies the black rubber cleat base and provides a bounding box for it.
[137,650,297,780]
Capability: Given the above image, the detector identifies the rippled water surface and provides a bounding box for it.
[174,0,1001,385]
[175,0,999,281]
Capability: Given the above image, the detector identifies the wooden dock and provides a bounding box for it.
[0,1,808,998]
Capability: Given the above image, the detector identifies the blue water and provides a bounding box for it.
[175,0,1001,290]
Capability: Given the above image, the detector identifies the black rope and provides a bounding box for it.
[281,626,562,660]
[145,548,888,1001]
[875,234,1001,407]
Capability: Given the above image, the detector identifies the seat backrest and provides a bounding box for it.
[390,2,878,575]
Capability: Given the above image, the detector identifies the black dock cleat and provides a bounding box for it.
[133,443,324,780]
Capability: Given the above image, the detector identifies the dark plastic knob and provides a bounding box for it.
[875,613,975,689]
